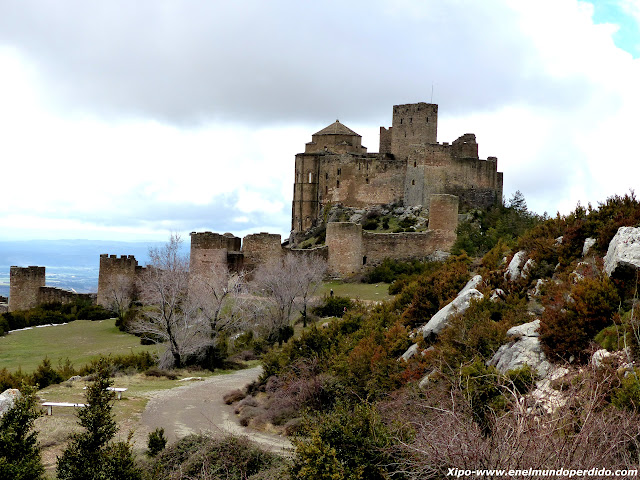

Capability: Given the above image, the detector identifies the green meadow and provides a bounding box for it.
[0,319,160,373]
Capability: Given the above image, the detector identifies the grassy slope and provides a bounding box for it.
[0,319,160,373]
[318,281,393,302]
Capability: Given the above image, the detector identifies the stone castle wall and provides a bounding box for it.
[325,194,459,276]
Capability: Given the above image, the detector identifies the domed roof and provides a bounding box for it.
[313,120,360,137]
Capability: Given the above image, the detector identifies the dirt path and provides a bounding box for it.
[140,366,292,454]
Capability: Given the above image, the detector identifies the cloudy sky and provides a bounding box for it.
[0,0,639,242]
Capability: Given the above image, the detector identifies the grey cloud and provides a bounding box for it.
[0,0,596,126]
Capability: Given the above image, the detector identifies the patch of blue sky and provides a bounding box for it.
[582,0,640,57]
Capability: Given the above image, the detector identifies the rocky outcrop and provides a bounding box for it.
[420,287,484,338]
[0,388,20,417]
[582,238,596,257]
[488,320,552,377]
[604,227,640,277]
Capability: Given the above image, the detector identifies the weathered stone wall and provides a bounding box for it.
[189,232,243,290]
[379,126,392,154]
[325,194,459,276]
[362,230,457,267]
[37,287,95,306]
[97,254,142,307]
[9,266,45,312]
[428,194,459,231]
[242,233,284,273]
[327,222,364,277]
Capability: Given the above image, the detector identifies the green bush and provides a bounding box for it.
[312,296,353,318]
[147,428,167,457]
[291,402,395,480]
[148,434,280,479]
[363,218,379,230]
[31,358,63,389]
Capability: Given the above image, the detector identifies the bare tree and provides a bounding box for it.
[189,264,248,361]
[252,254,327,343]
[133,234,209,368]
[101,275,136,326]
[293,254,327,327]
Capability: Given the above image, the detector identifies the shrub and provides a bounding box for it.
[312,296,353,318]
[539,277,620,363]
[363,218,379,230]
[31,357,63,389]
[147,428,167,457]
[148,434,280,480]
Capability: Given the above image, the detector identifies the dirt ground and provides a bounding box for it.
[140,365,292,454]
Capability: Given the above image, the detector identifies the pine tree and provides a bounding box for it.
[0,384,45,480]
[56,361,141,480]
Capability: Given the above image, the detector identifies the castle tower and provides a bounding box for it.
[189,232,242,290]
[96,254,140,307]
[9,266,45,312]
[390,103,438,161]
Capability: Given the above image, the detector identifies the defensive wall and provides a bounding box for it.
[326,194,458,276]
[8,266,95,312]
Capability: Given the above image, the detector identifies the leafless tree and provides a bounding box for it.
[133,234,209,368]
[189,264,248,356]
[251,253,327,343]
[101,275,137,324]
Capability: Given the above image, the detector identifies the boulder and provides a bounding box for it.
[504,251,527,281]
[604,227,640,277]
[420,288,484,338]
[487,320,552,377]
[0,388,20,417]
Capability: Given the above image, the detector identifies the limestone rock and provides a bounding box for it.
[490,288,506,302]
[504,251,527,281]
[460,274,483,294]
[400,343,419,362]
[420,288,484,338]
[604,227,640,277]
[488,320,552,377]
[582,238,596,257]
[0,388,20,417]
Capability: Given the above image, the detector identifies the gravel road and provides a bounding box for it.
[140,366,292,453]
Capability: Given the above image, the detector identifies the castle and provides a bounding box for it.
[7,102,503,312]
[292,102,502,233]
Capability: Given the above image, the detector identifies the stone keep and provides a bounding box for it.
[291,102,503,233]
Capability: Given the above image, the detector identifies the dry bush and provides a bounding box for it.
[222,389,246,405]
[384,372,640,480]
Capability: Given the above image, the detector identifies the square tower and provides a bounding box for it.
[391,103,438,161]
